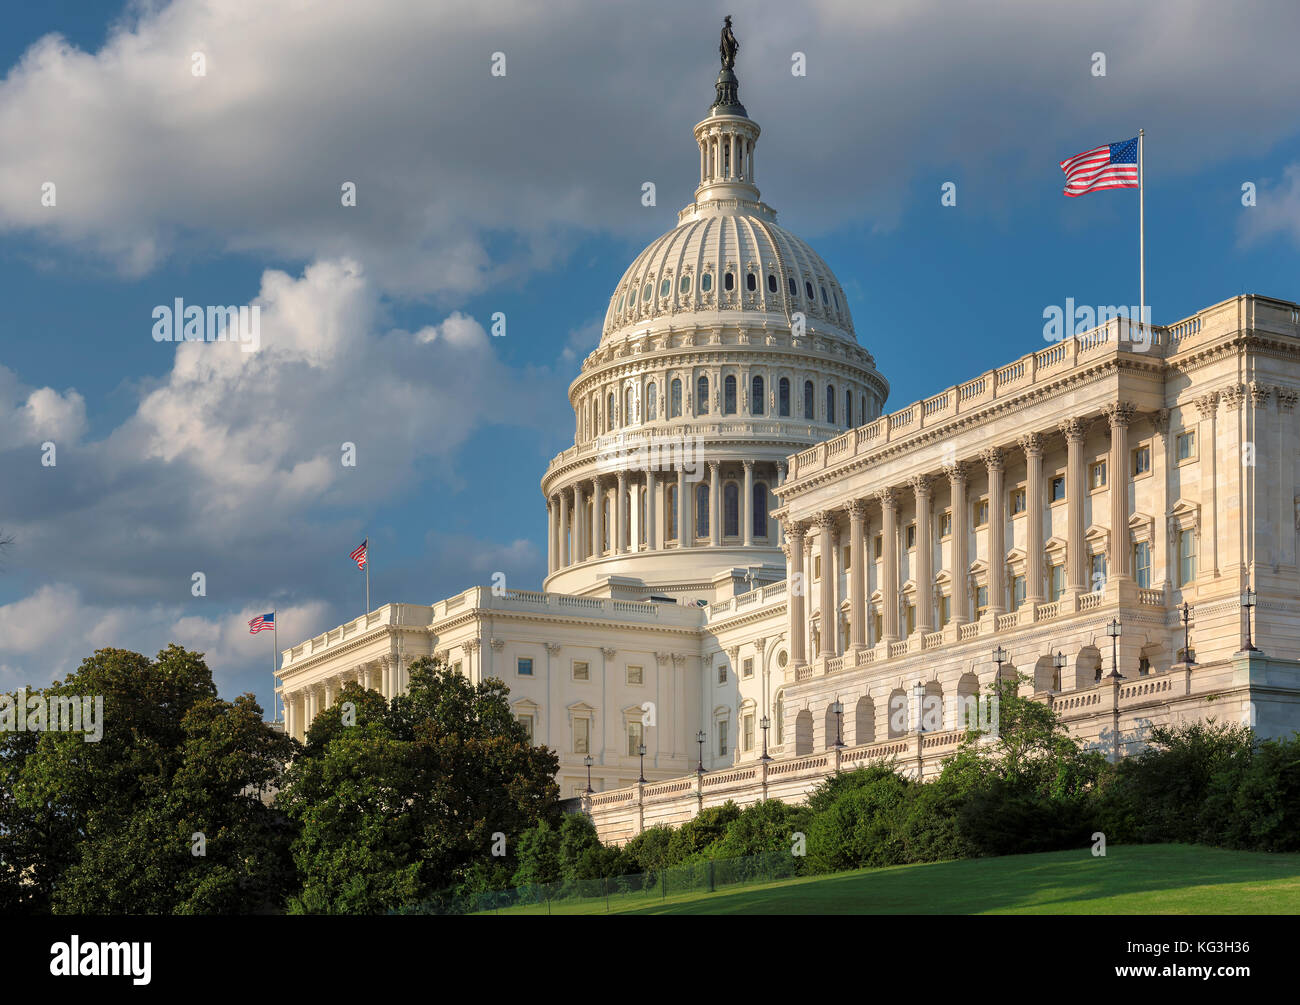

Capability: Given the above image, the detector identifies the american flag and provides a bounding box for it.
[1059,137,1139,197]
[350,538,367,569]
[248,612,275,634]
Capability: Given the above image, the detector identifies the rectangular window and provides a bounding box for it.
[1179,529,1197,585]
[718,663,727,684]
[517,714,534,742]
[574,717,590,754]
[905,602,916,635]
[572,660,589,681]
[1011,488,1026,515]
[627,664,643,685]
[871,609,883,643]
[452,661,463,676]
[975,585,989,618]
[1132,445,1151,476]
[1013,575,1026,609]
[1091,553,1107,591]
[873,533,883,559]
[1134,541,1151,589]
[905,523,916,549]
[517,657,533,676]
[940,511,952,538]
[843,545,851,570]
[1176,430,1196,461]
[1050,475,1066,502]
[718,720,729,757]
[743,714,754,752]
[742,658,753,679]
[1050,564,1065,602]
[627,720,643,756]
[976,499,989,526]
[938,594,950,627]
[814,556,822,580]
[1090,460,1107,489]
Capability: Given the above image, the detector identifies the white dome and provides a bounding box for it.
[602,215,857,348]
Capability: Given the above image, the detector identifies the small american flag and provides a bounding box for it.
[350,538,367,569]
[248,612,274,634]
[1060,137,1139,197]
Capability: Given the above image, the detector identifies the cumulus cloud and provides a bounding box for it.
[0,366,86,448]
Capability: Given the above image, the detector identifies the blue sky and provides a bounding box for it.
[1,0,1298,711]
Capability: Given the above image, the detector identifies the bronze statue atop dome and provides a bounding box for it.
[710,16,747,116]
[720,15,738,70]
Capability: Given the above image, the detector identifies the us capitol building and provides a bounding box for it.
[277,29,1300,843]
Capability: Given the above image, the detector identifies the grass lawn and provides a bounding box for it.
[484,844,1300,915]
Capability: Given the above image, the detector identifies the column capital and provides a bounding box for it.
[813,510,838,531]
[1153,407,1171,434]
[544,642,562,655]
[979,447,1004,472]
[1220,384,1246,408]
[654,651,670,666]
[942,462,967,485]
[874,487,895,509]
[1058,416,1087,441]
[844,498,867,522]
[1249,381,1272,408]
[1193,392,1220,418]
[1278,386,1299,412]
[601,647,616,659]
[908,474,933,498]
[490,638,505,652]
[1102,401,1137,428]
[754,636,767,653]
[786,520,807,540]
[742,458,755,471]
[1017,432,1044,456]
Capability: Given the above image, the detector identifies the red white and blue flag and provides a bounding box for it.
[1059,137,1139,197]
[248,612,275,634]
[350,538,368,569]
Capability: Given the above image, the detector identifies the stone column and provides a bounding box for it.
[829,524,842,650]
[570,484,582,563]
[1104,402,1136,581]
[710,461,721,546]
[616,470,628,555]
[323,678,335,709]
[743,460,755,547]
[284,692,294,740]
[560,488,571,567]
[677,466,688,546]
[546,498,554,575]
[847,500,867,650]
[1020,433,1045,603]
[803,535,815,651]
[592,476,604,559]
[878,489,899,641]
[1060,417,1087,593]
[647,473,659,550]
[776,461,788,545]
[1153,409,1171,590]
[1196,392,1220,578]
[787,523,807,666]
[815,512,837,657]
[981,448,1006,614]
[944,464,969,624]
[912,475,934,631]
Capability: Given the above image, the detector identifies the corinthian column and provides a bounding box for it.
[1104,402,1137,581]
[559,490,570,568]
[710,461,721,546]
[616,470,628,555]
[814,512,837,657]
[592,475,604,558]
[1195,392,1220,578]
[877,489,899,641]
[944,463,969,624]
[742,460,755,547]
[911,475,933,632]
[981,448,1005,614]
[1060,417,1087,593]
[1019,433,1044,603]
[786,523,807,666]
[846,500,867,650]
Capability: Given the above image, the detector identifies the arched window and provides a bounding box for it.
[774,691,785,745]
[626,386,636,425]
[602,497,610,550]
[701,273,713,293]
[855,696,875,745]
[826,384,836,425]
[803,380,814,419]
[724,375,737,415]
[616,294,624,312]
[746,272,757,292]
[724,482,740,537]
[767,273,777,293]
[821,285,828,304]
[788,277,797,297]
[860,393,866,423]
[639,487,647,544]
[696,483,710,538]
[805,280,814,299]
[667,485,678,541]
[643,283,652,302]
[679,274,691,294]
[696,375,709,416]
[779,377,790,417]
[724,272,735,291]
[751,375,765,415]
[753,482,768,538]
[670,378,682,418]
[646,382,657,421]
[608,391,616,431]
[845,389,852,428]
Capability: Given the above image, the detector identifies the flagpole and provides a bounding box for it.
[1139,128,1145,340]
[365,538,370,613]
[272,611,279,723]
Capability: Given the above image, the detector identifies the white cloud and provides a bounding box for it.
[1239,163,1300,248]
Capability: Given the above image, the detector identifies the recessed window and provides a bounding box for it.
[670,378,682,417]
[573,660,589,681]
[751,375,765,415]
[873,533,883,559]
[1011,488,1027,514]
[718,663,727,684]
[1134,541,1151,588]
[1091,553,1107,591]
[788,277,798,296]
[616,294,624,312]
[697,375,709,416]
[718,720,729,757]
[1049,564,1065,601]
[767,273,777,293]
[746,272,756,292]
[905,603,916,635]
[938,594,951,627]
[1179,529,1197,585]
[1050,475,1066,502]
[701,273,713,293]
[642,283,652,302]
[627,720,643,756]
[627,665,643,685]
[805,280,814,299]
[1132,445,1151,476]
[1090,460,1107,489]
[1176,431,1196,461]
[779,377,791,416]
[573,718,590,754]
[679,274,691,294]
[660,278,670,297]
[820,285,828,304]
[724,375,737,414]
[905,523,917,549]
[724,272,735,291]
[517,714,534,742]
[833,292,840,310]
[940,511,953,538]
[743,714,754,752]
[1013,576,1027,609]
[742,658,753,679]
[975,585,989,618]
[976,499,989,526]
[517,657,533,676]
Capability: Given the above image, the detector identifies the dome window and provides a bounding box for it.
[701,273,713,293]
[821,285,828,304]
[833,291,840,310]
[661,278,671,298]
[724,272,735,292]
[643,283,652,302]
[767,274,777,293]
[745,273,756,292]
[805,281,814,299]
[617,294,624,312]
[724,375,737,415]
[696,375,709,416]
[679,275,691,294]
[779,377,791,417]
[788,277,797,297]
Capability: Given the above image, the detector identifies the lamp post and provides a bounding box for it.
[830,699,844,748]
[1052,650,1066,698]
[637,741,647,783]
[760,714,772,761]
[912,680,926,779]
[583,753,593,794]
[1181,601,1195,664]
[1105,618,1125,763]
[992,646,1008,696]
[1242,587,1259,652]
[696,729,706,774]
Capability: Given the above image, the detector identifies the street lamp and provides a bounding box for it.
[830,699,845,748]
[583,753,593,794]
[992,646,1008,695]
[1180,601,1195,664]
[760,714,772,761]
[637,741,647,783]
[1105,619,1123,679]
[696,730,706,773]
[1242,587,1259,652]
[1052,650,1066,694]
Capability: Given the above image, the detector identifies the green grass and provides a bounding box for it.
[483,845,1300,915]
